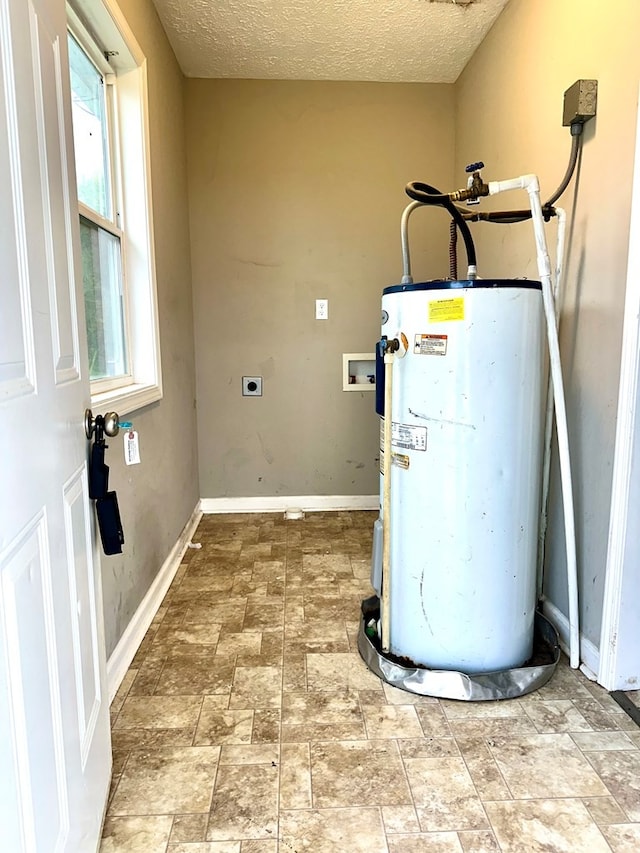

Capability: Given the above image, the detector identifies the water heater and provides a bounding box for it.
[376,279,545,674]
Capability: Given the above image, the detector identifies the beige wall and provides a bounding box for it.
[100,0,199,656]
[186,79,455,499]
[455,0,640,647]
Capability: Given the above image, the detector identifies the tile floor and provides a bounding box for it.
[101,511,640,853]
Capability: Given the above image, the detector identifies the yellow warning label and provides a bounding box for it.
[392,453,410,470]
[428,297,465,323]
[379,451,410,475]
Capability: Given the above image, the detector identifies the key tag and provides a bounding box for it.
[124,429,141,465]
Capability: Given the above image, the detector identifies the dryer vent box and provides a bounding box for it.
[242,376,262,396]
[563,79,598,127]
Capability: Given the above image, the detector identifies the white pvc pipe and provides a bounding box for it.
[489,176,579,669]
[537,208,567,599]
[381,351,395,653]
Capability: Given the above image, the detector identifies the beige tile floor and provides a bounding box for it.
[101,511,640,853]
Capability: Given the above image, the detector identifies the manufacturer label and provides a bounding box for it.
[428,297,465,323]
[414,333,448,356]
[380,419,427,452]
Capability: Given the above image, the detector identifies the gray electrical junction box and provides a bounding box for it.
[563,79,598,127]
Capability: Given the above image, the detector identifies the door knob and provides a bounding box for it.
[84,408,130,440]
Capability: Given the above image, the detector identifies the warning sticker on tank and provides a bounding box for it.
[380,419,428,452]
[428,297,465,323]
[392,453,410,470]
[414,333,448,355]
[379,450,410,473]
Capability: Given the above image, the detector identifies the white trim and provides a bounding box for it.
[106,504,201,703]
[200,495,379,514]
[542,598,600,677]
[599,83,640,692]
[91,380,161,417]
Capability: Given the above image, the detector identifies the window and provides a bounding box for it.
[67,0,161,414]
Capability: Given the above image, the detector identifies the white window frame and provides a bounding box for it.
[67,0,162,415]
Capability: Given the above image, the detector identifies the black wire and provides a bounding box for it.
[545,131,581,208]
[458,129,583,225]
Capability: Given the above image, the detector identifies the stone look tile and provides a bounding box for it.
[252,709,280,743]
[440,699,525,720]
[585,749,640,820]
[602,823,640,852]
[457,830,501,852]
[416,705,453,737]
[582,796,629,825]
[158,623,222,646]
[387,834,463,853]
[194,704,254,746]
[103,511,636,853]
[229,666,282,709]
[403,757,489,832]
[240,842,277,853]
[215,633,262,658]
[167,844,240,852]
[398,738,460,759]
[448,716,537,739]
[362,704,424,739]
[626,730,640,747]
[169,813,208,843]
[282,655,306,692]
[279,807,388,853]
[282,692,366,742]
[110,747,220,815]
[306,652,382,692]
[381,804,420,834]
[485,798,612,852]
[522,698,593,733]
[114,696,202,730]
[571,730,636,751]
[155,658,235,696]
[111,728,195,751]
[489,733,609,799]
[110,669,137,714]
[455,737,511,801]
[219,743,278,765]
[206,763,278,841]
[280,742,311,810]
[284,621,349,654]
[310,740,412,807]
[129,659,164,696]
[100,815,173,852]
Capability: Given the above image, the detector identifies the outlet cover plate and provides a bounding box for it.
[242,376,263,396]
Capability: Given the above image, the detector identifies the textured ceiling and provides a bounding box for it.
[151,0,511,83]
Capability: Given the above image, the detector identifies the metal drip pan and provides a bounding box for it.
[358,596,560,701]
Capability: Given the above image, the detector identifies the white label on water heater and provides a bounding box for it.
[414,333,447,356]
[393,422,427,451]
[379,419,428,452]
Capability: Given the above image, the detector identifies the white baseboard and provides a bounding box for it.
[200,495,379,514]
[106,503,202,704]
[542,598,600,678]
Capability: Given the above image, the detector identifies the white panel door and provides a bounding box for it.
[0,0,111,848]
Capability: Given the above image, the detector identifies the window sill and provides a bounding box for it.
[91,381,162,417]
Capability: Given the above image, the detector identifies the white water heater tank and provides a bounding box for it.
[379,280,545,673]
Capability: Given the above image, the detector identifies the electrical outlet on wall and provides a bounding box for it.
[316,299,328,320]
